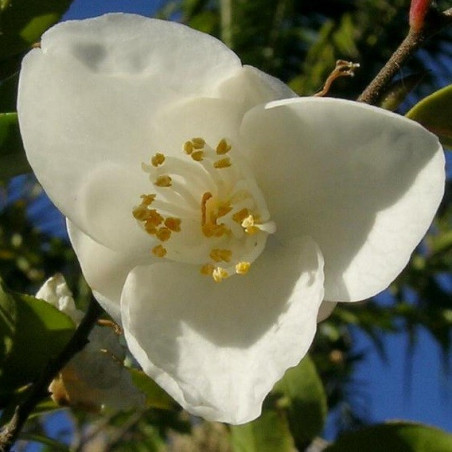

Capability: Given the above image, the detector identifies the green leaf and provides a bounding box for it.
[0,279,76,404]
[0,112,30,179]
[379,73,425,111]
[230,410,295,452]
[129,368,175,410]
[0,0,74,60]
[18,433,70,451]
[325,422,452,452]
[273,355,327,447]
[406,84,452,148]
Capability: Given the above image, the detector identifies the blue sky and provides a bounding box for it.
[41,0,450,440]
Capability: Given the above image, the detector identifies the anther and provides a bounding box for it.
[156,227,171,242]
[210,249,232,263]
[241,215,259,235]
[132,205,151,221]
[236,262,251,275]
[191,137,205,149]
[164,217,182,232]
[155,175,172,187]
[232,208,249,224]
[241,215,255,228]
[151,153,165,167]
[216,138,231,155]
[144,221,157,235]
[191,150,204,161]
[201,264,214,276]
[147,210,164,226]
[214,158,232,169]
[184,141,194,154]
[152,245,167,257]
[212,267,229,282]
[140,194,156,206]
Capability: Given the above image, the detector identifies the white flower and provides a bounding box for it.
[37,274,145,412]
[19,14,444,424]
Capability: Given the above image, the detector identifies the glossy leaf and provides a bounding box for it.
[273,355,327,447]
[406,84,452,148]
[129,368,175,410]
[230,410,295,452]
[0,112,30,179]
[0,279,75,403]
[0,0,73,60]
[325,422,452,451]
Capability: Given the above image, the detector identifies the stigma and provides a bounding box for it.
[132,137,275,282]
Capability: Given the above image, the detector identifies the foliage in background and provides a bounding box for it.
[0,0,451,450]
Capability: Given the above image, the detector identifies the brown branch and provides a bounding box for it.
[358,7,452,105]
[0,297,103,452]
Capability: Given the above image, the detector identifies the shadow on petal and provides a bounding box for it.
[121,237,324,423]
[241,98,444,301]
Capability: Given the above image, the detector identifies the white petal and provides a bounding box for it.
[67,221,142,323]
[37,14,241,95]
[18,14,242,251]
[36,274,83,324]
[120,236,324,424]
[240,97,445,301]
[146,97,245,156]
[216,65,297,112]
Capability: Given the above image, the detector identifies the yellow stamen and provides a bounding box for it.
[241,215,255,228]
[236,262,251,275]
[216,138,231,155]
[164,217,181,232]
[144,221,157,235]
[191,150,204,161]
[147,209,164,226]
[202,223,229,238]
[210,249,232,263]
[212,267,229,283]
[156,227,171,242]
[200,264,215,276]
[155,175,172,187]
[214,158,231,169]
[184,141,194,154]
[232,208,249,224]
[151,153,165,167]
[213,225,229,237]
[140,194,156,206]
[191,137,205,149]
[152,245,167,257]
[242,214,259,235]
[132,205,150,221]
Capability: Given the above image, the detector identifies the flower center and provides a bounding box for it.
[132,137,275,282]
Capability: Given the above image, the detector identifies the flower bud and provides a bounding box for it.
[409,0,433,32]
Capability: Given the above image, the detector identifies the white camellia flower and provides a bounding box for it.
[18,14,444,424]
[36,274,145,412]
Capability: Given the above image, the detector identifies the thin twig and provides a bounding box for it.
[0,297,103,452]
[314,60,360,97]
[358,7,452,105]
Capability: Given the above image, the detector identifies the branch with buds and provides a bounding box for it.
[358,2,452,105]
